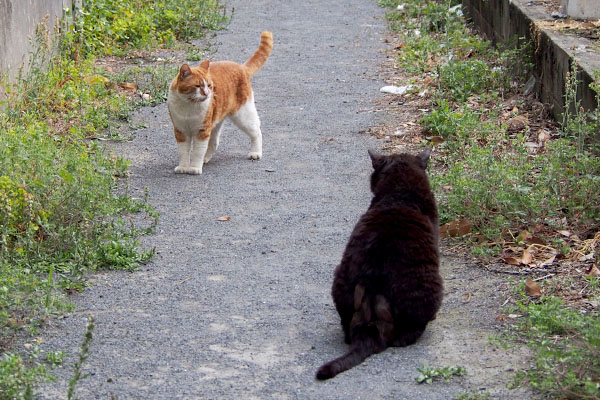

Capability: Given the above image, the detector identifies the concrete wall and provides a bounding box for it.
[0,0,73,82]
[561,0,600,19]
[462,0,599,120]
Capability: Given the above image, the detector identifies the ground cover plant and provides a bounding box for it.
[0,1,227,398]
[379,0,599,398]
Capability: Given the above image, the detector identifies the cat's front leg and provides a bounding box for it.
[174,129,192,174]
[187,131,210,174]
[204,120,224,164]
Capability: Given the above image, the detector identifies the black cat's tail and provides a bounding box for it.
[316,285,393,380]
[316,325,384,380]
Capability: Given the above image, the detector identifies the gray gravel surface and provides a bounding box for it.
[39,0,532,399]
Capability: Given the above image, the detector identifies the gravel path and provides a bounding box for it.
[39,1,532,399]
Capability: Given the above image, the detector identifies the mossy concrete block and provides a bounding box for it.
[561,0,600,20]
[0,0,72,82]
[462,0,599,120]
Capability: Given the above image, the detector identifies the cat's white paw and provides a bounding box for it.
[174,166,202,175]
[247,152,262,160]
[203,155,213,164]
[186,167,203,175]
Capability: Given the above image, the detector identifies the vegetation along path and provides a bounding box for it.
[39,0,533,398]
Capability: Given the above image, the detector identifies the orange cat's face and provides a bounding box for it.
[175,61,212,103]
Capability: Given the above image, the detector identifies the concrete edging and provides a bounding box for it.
[462,0,599,119]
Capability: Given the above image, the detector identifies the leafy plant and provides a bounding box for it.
[454,391,490,400]
[67,0,228,56]
[416,365,466,384]
[507,287,600,399]
[67,316,95,400]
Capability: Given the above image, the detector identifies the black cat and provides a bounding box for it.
[316,148,443,380]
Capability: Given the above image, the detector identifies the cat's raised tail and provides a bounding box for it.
[244,31,273,76]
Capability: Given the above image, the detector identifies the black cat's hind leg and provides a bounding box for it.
[391,327,426,347]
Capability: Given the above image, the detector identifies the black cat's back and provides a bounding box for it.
[316,148,443,380]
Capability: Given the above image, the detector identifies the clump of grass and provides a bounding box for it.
[454,391,490,400]
[67,0,228,57]
[506,283,600,399]
[416,364,466,384]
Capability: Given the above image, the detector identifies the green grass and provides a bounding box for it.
[506,283,600,399]
[68,0,228,57]
[416,364,466,384]
[454,391,490,400]
[382,0,600,246]
[0,0,227,398]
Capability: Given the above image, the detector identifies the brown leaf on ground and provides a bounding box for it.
[526,236,546,246]
[503,256,521,266]
[216,216,231,221]
[521,246,535,265]
[430,136,445,146]
[586,265,600,277]
[119,82,138,91]
[525,279,542,297]
[540,254,556,267]
[441,219,472,238]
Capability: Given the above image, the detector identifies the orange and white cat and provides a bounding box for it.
[167,31,273,174]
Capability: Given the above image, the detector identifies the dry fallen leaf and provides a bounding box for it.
[440,219,472,238]
[119,82,138,91]
[503,256,521,266]
[216,216,231,221]
[586,265,600,277]
[430,136,445,146]
[525,279,542,297]
[526,236,546,246]
[521,246,535,265]
[540,254,556,267]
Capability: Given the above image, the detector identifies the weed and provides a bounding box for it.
[67,316,94,400]
[0,352,51,399]
[506,286,600,399]
[454,391,490,400]
[416,364,466,384]
[67,0,228,57]
[561,68,600,154]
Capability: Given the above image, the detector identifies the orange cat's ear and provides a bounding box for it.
[179,64,192,79]
[199,60,210,71]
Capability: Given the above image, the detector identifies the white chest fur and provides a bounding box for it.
[167,89,210,137]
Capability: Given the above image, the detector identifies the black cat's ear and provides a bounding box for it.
[179,64,192,79]
[368,149,383,169]
[416,147,432,170]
